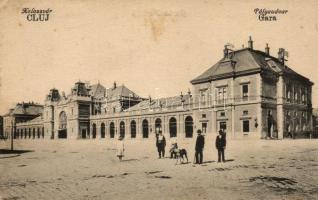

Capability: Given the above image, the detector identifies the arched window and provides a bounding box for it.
[169,117,177,137]
[24,128,27,138]
[92,123,97,139]
[42,127,44,138]
[33,128,36,139]
[16,129,19,139]
[101,123,105,138]
[29,128,31,138]
[120,121,125,138]
[58,111,67,138]
[110,122,115,138]
[37,127,40,138]
[155,118,162,134]
[185,116,193,138]
[130,120,136,138]
[21,129,24,139]
[142,119,149,138]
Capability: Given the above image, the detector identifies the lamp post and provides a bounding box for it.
[11,120,14,151]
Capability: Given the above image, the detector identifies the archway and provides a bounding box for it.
[110,122,115,138]
[120,121,125,138]
[29,128,31,138]
[37,127,40,138]
[130,120,136,138]
[101,123,106,138]
[92,123,97,139]
[185,116,193,138]
[155,118,162,134]
[58,111,67,139]
[32,128,35,139]
[142,119,149,138]
[169,117,177,137]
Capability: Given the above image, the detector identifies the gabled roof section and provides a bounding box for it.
[90,83,106,99]
[106,85,141,100]
[191,48,312,85]
[125,94,191,112]
[5,103,43,116]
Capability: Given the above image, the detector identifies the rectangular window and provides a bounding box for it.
[217,87,227,104]
[220,111,225,117]
[219,121,226,131]
[202,114,206,118]
[242,84,249,100]
[243,110,248,115]
[243,120,250,132]
[200,89,208,103]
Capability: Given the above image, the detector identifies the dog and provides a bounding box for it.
[172,148,188,165]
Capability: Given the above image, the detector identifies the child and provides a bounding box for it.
[116,136,125,161]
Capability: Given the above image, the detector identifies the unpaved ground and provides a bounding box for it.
[0,138,318,200]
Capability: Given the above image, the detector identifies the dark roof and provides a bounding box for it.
[90,83,106,99]
[4,103,43,116]
[125,94,191,112]
[89,83,142,100]
[191,48,313,84]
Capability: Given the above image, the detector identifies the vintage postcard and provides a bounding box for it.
[0,0,318,199]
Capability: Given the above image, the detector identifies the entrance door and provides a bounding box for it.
[81,129,86,139]
[202,122,207,134]
[58,129,67,138]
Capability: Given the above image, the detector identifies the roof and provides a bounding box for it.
[4,103,43,116]
[125,94,191,112]
[89,83,143,101]
[90,83,106,99]
[191,48,313,84]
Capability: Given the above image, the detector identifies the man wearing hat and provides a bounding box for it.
[195,129,205,164]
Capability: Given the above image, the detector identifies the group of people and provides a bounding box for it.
[116,129,227,164]
[194,129,226,164]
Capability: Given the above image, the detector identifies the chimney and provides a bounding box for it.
[223,45,229,58]
[277,48,285,65]
[265,43,270,55]
[248,36,253,49]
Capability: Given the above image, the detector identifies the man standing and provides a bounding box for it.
[215,130,226,163]
[195,129,205,164]
[156,131,166,158]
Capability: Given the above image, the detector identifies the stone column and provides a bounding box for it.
[277,75,284,139]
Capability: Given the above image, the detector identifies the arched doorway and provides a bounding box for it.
[120,121,125,138]
[185,116,193,138]
[169,117,177,137]
[101,123,106,138]
[130,120,136,138]
[142,119,149,138]
[32,128,35,139]
[16,129,19,139]
[110,122,115,138]
[37,128,40,138]
[58,111,67,138]
[24,128,27,139]
[21,129,24,139]
[42,127,44,138]
[92,123,97,139]
[29,128,31,138]
[155,118,162,134]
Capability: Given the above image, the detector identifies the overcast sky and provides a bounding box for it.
[0,0,317,114]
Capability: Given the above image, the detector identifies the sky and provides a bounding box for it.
[0,0,318,114]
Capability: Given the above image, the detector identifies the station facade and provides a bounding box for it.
[3,37,314,140]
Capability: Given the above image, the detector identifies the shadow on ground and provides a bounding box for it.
[0,149,34,154]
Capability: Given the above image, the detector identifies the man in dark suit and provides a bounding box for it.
[156,131,166,158]
[195,129,205,164]
[215,130,226,162]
